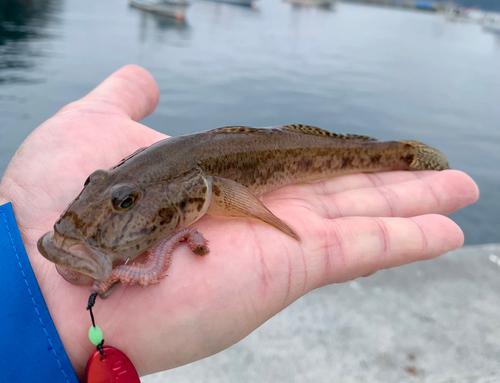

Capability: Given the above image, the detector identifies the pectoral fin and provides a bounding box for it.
[206,176,300,241]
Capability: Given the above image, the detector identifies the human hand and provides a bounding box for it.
[0,65,479,380]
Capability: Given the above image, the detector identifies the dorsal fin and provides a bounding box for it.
[210,124,378,141]
[110,147,148,170]
[210,126,261,134]
[278,124,378,141]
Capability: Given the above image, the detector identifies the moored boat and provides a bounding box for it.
[443,6,486,24]
[483,22,500,36]
[201,0,257,7]
[129,0,190,19]
[283,0,336,8]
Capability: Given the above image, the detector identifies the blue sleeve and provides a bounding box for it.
[0,203,80,383]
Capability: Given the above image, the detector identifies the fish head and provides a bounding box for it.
[38,167,212,284]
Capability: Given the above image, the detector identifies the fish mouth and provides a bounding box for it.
[37,231,113,284]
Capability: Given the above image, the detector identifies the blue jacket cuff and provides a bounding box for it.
[0,202,79,383]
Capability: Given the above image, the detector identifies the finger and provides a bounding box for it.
[274,170,478,219]
[61,65,160,122]
[306,214,464,288]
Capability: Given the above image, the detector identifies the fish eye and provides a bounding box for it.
[120,197,134,209]
[111,184,139,211]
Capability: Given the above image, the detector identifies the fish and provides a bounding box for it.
[37,124,449,297]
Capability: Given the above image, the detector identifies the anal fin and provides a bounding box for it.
[206,176,300,241]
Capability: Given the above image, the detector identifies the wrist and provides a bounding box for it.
[0,184,10,206]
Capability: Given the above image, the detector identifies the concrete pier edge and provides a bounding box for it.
[143,243,500,382]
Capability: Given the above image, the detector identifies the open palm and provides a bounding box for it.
[0,65,479,380]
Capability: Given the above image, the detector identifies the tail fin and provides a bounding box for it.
[400,141,450,171]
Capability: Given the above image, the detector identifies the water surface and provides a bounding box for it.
[1,0,499,244]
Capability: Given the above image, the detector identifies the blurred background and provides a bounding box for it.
[1,0,499,381]
[1,0,499,245]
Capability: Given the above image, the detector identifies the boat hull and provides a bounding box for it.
[129,0,190,18]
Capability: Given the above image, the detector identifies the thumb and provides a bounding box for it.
[62,65,160,122]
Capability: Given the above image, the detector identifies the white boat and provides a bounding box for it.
[129,0,190,19]
[483,22,500,36]
[283,0,335,8]
[202,0,256,7]
[443,6,486,24]
[482,13,500,35]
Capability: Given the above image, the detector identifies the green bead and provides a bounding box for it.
[88,325,103,345]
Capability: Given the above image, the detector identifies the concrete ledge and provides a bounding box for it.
[143,244,500,382]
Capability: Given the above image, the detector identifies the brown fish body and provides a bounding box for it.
[37,125,449,291]
[115,124,447,193]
